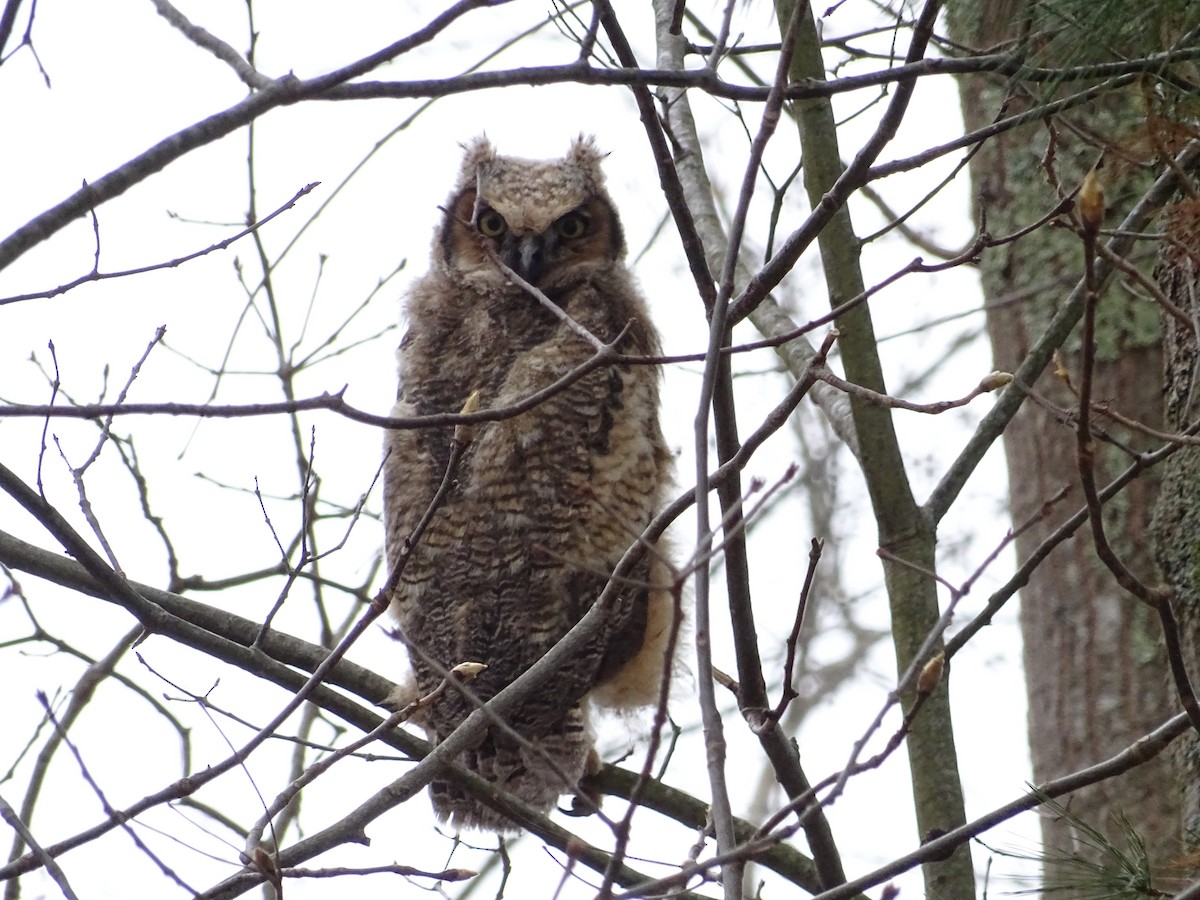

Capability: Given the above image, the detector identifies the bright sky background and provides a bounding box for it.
[0,2,1040,897]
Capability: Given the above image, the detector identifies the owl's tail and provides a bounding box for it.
[429,703,593,831]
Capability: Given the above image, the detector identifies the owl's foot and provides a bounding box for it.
[564,747,605,818]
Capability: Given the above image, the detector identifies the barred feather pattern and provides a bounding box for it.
[382,137,674,831]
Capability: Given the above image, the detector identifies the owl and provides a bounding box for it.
[382,136,675,831]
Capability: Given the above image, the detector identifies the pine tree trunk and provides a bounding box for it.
[948,0,1179,881]
[1153,195,1200,850]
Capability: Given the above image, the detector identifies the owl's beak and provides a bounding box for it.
[508,232,545,283]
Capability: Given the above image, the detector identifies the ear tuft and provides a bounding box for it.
[567,134,608,172]
[457,135,497,182]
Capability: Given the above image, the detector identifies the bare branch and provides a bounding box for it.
[149,0,271,89]
[0,184,319,305]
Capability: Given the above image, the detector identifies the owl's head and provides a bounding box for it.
[436,135,626,286]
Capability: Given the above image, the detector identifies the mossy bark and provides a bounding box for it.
[948,0,1179,881]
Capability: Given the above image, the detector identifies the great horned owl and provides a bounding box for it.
[382,136,674,831]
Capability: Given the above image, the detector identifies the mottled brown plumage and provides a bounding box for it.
[383,136,674,830]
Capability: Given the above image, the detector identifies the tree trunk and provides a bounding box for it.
[949,0,1179,882]
[1153,193,1200,851]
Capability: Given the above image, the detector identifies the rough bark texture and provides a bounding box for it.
[1153,196,1200,850]
[949,0,1179,880]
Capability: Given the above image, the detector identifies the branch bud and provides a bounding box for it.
[453,390,482,446]
[978,371,1013,393]
[916,651,945,695]
[451,661,487,681]
[1078,167,1105,235]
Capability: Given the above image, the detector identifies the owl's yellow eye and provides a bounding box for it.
[555,212,588,240]
[477,209,507,238]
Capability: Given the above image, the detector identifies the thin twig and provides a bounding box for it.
[149,0,272,88]
[0,349,621,430]
[37,693,199,893]
[0,793,82,900]
[0,418,467,878]
[242,668,478,860]
[1073,180,1200,735]
[771,539,823,722]
[0,0,497,272]
[676,5,807,895]
[0,184,319,305]
[450,208,612,354]
[927,138,1200,524]
[806,713,1190,900]
[815,367,1011,415]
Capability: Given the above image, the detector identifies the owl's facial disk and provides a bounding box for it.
[490,211,587,282]
[443,185,623,286]
[475,204,596,284]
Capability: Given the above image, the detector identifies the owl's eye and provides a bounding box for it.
[477,209,507,238]
[555,212,588,240]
